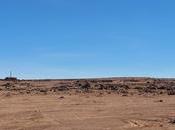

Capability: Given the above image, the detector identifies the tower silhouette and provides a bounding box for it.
[10,71,12,77]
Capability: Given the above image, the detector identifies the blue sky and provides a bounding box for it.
[0,0,175,79]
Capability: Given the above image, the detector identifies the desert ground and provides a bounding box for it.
[0,77,175,130]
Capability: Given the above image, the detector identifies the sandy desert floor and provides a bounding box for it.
[0,93,174,130]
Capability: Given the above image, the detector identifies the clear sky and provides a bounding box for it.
[0,0,175,79]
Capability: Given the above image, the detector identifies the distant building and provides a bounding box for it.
[4,71,18,81]
[4,77,18,81]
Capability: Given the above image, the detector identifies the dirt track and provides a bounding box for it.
[0,94,175,130]
[0,78,175,130]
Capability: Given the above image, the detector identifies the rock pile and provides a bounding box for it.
[74,80,91,91]
[0,78,175,96]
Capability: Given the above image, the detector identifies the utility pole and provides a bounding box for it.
[10,71,12,78]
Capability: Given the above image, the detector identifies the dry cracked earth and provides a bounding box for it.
[0,77,175,130]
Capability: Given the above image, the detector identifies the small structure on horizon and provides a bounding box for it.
[4,71,18,81]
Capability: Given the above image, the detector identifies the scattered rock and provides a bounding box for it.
[167,86,175,95]
[155,100,163,103]
[59,96,64,99]
[2,83,15,90]
[75,80,91,91]
[158,100,163,102]
[168,118,175,124]
[51,85,69,92]
[122,94,128,96]
[0,78,175,96]
[39,89,48,94]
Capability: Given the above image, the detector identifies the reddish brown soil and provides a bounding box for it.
[0,77,175,130]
